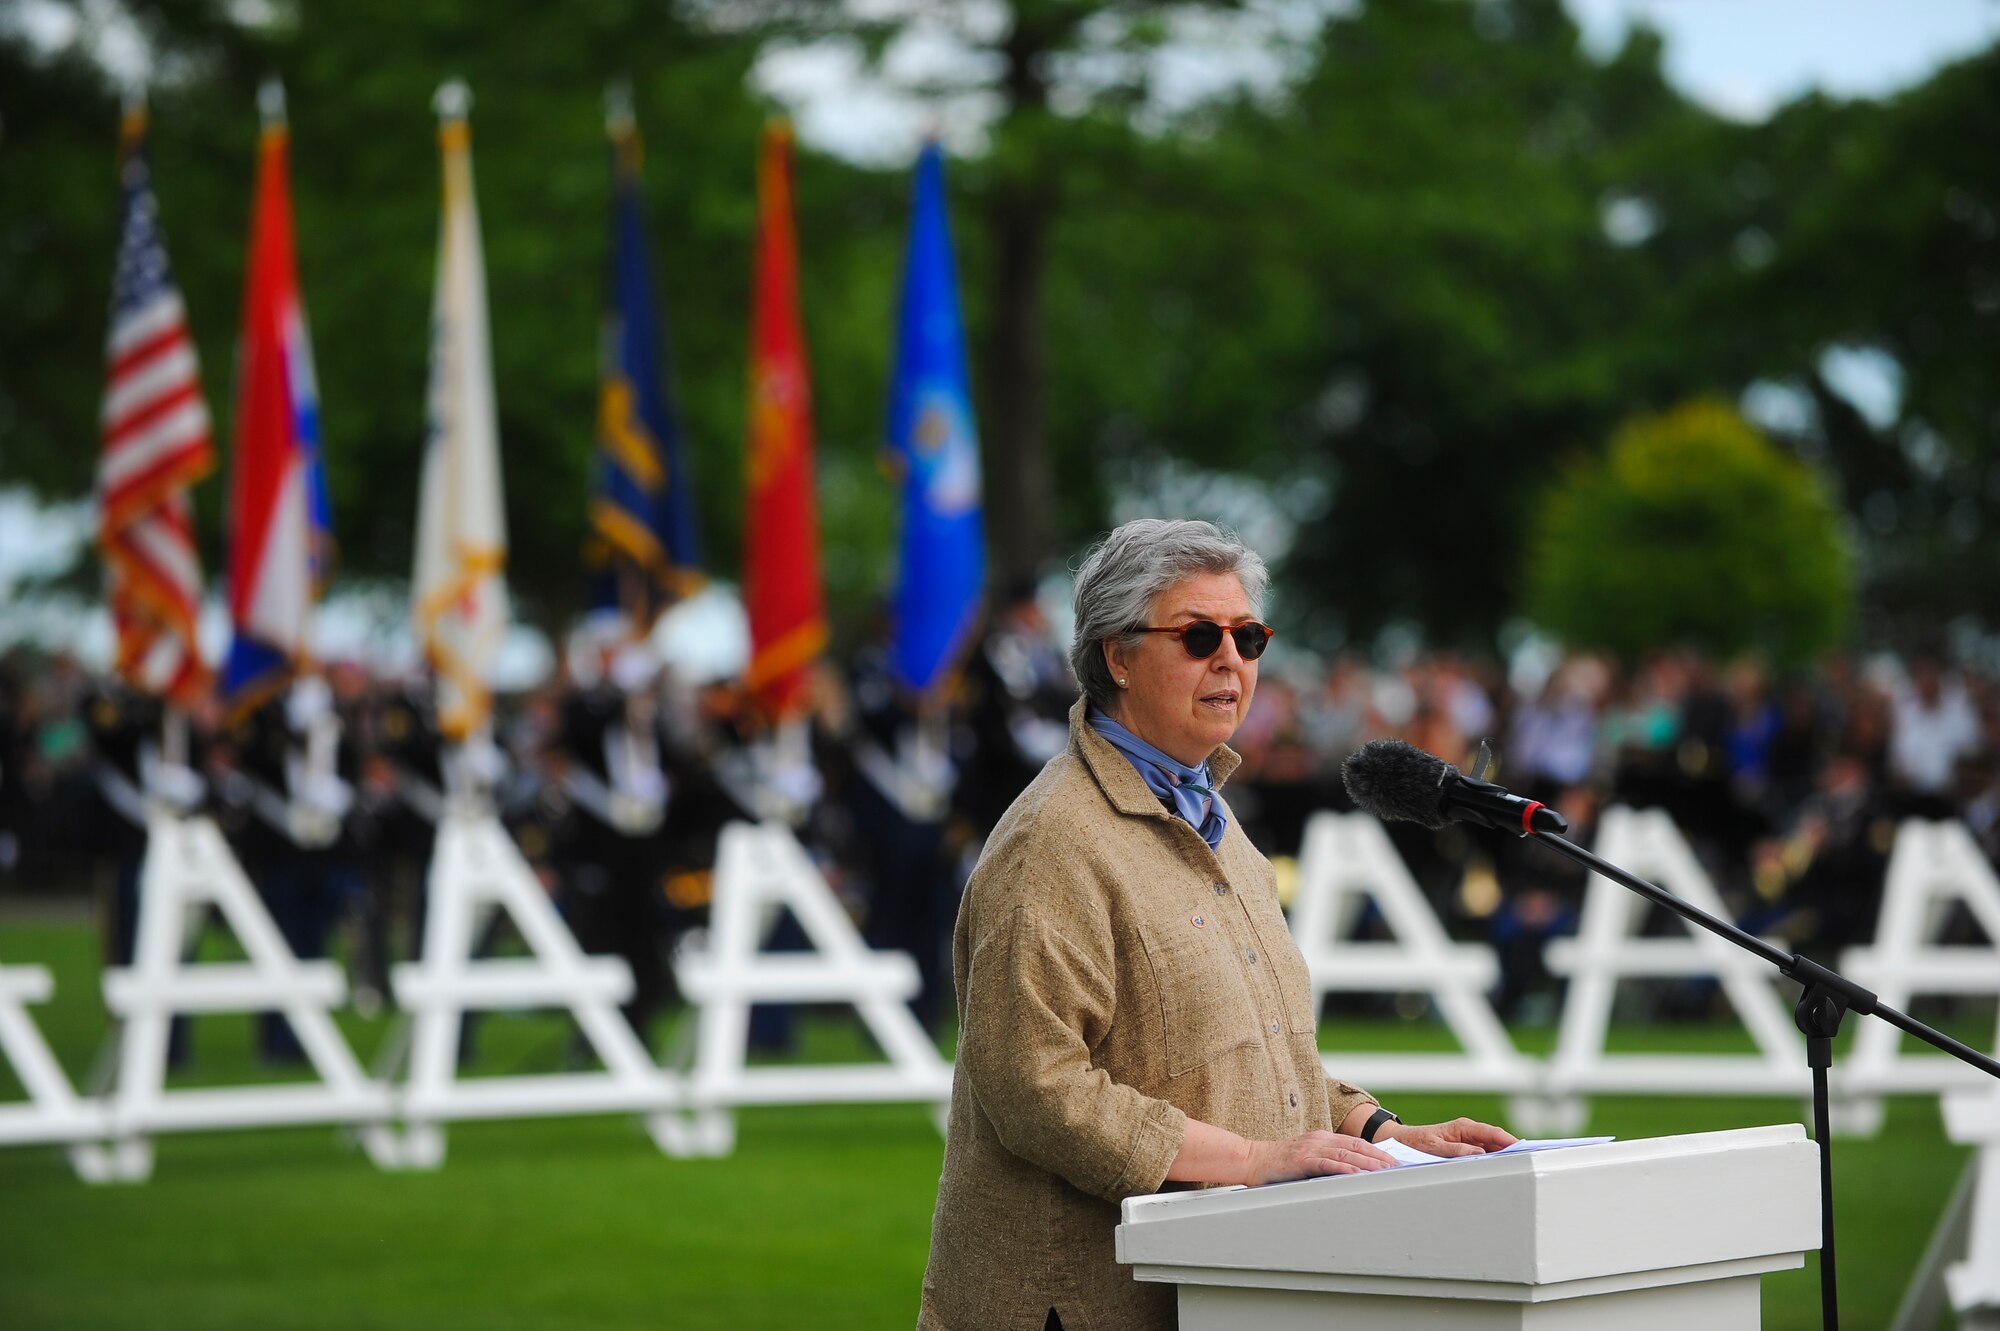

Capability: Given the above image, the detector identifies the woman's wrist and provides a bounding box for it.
[1359,1106,1402,1143]
[1337,1102,1379,1139]
[1169,1116,1261,1185]
[1235,1134,1262,1185]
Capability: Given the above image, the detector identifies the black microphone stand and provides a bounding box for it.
[1520,822,2000,1331]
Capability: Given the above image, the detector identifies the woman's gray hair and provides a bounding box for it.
[1069,518,1269,713]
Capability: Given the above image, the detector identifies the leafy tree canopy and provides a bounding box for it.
[4,0,1998,651]
[1525,399,1853,668]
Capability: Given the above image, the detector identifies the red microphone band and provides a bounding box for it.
[1521,801,1547,836]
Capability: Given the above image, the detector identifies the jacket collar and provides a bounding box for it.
[1070,697,1242,821]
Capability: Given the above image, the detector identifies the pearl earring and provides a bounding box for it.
[1118,677,1128,687]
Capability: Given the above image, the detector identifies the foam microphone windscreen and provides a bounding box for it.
[1340,738,1454,829]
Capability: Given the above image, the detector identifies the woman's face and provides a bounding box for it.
[1103,571,1260,767]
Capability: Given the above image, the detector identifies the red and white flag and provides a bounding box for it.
[221,81,331,715]
[96,101,215,706]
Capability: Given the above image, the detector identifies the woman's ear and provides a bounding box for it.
[1103,636,1131,690]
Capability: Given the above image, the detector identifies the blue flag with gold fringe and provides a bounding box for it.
[590,96,701,629]
[886,142,984,694]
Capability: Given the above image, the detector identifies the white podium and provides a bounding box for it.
[1117,1125,1819,1330]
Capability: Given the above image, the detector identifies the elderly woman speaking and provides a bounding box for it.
[920,519,1514,1331]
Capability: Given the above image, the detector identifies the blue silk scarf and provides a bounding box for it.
[1088,709,1228,850]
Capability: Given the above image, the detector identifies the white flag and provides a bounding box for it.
[413,80,510,740]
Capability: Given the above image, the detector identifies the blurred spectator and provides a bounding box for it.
[0,662,26,879]
[1887,658,1982,817]
[1506,656,1604,796]
[956,580,1073,840]
[1298,654,1372,775]
[1747,753,1894,957]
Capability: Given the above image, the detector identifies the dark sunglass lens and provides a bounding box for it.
[1181,621,1223,657]
[1232,625,1272,660]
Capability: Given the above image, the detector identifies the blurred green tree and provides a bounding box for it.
[1525,399,1853,667]
[1037,0,1762,647]
[0,18,141,557]
[1735,46,2000,638]
[8,0,2000,649]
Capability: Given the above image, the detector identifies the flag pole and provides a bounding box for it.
[121,86,147,134]
[605,76,637,642]
[434,78,471,121]
[249,77,279,775]
[420,75,506,808]
[162,707,189,775]
[132,84,182,781]
[111,83,188,792]
[605,78,634,137]
[249,76,282,748]
[619,565,644,642]
[438,78,481,811]
[258,76,286,127]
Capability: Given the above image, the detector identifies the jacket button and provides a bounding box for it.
[1268,1019,1280,1035]
[1213,882,1230,896]
[1245,948,1258,964]
[1288,1091,1299,1109]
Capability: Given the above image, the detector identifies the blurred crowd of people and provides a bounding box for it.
[3,593,1996,1048]
[1229,647,2000,1020]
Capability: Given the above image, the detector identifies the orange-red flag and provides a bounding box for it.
[741,122,826,719]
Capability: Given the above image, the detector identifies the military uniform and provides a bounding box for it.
[222,681,362,1062]
[554,683,678,1040]
[84,683,201,1061]
[843,645,956,1030]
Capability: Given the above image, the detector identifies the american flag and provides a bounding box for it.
[96,106,214,705]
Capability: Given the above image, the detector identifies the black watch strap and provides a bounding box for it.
[1361,1107,1401,1142]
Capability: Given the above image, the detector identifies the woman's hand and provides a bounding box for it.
[1243,1130,1398,1184]
[1169,1118,1397,1186]
[1378,1117,1518,1158]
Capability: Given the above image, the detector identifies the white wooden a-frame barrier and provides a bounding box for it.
[0,960,112,1178]
[1538,805,1806,1133]
[1836,818,2000,1137]
[1942,1089,2000,1330]
[1288,811,1536,1099]
[384,805,699,1167]
[669,819,952,1154]
[95,813,397,1180]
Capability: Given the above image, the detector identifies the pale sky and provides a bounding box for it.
[1567,0,2000,121]
[750,0,2000,164]
[16,0,2000,155]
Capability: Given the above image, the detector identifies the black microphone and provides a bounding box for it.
[1340,738,1569,837]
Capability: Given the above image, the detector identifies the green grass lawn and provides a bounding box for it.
[0,914,1978,1330]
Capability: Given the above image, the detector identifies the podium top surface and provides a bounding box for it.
[1117,1124,1819,1288]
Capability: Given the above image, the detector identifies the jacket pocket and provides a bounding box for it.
[1138,917,1263,1077]
[1240,887,1321,1035]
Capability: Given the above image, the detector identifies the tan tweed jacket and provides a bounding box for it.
[919,700,1378,1331]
